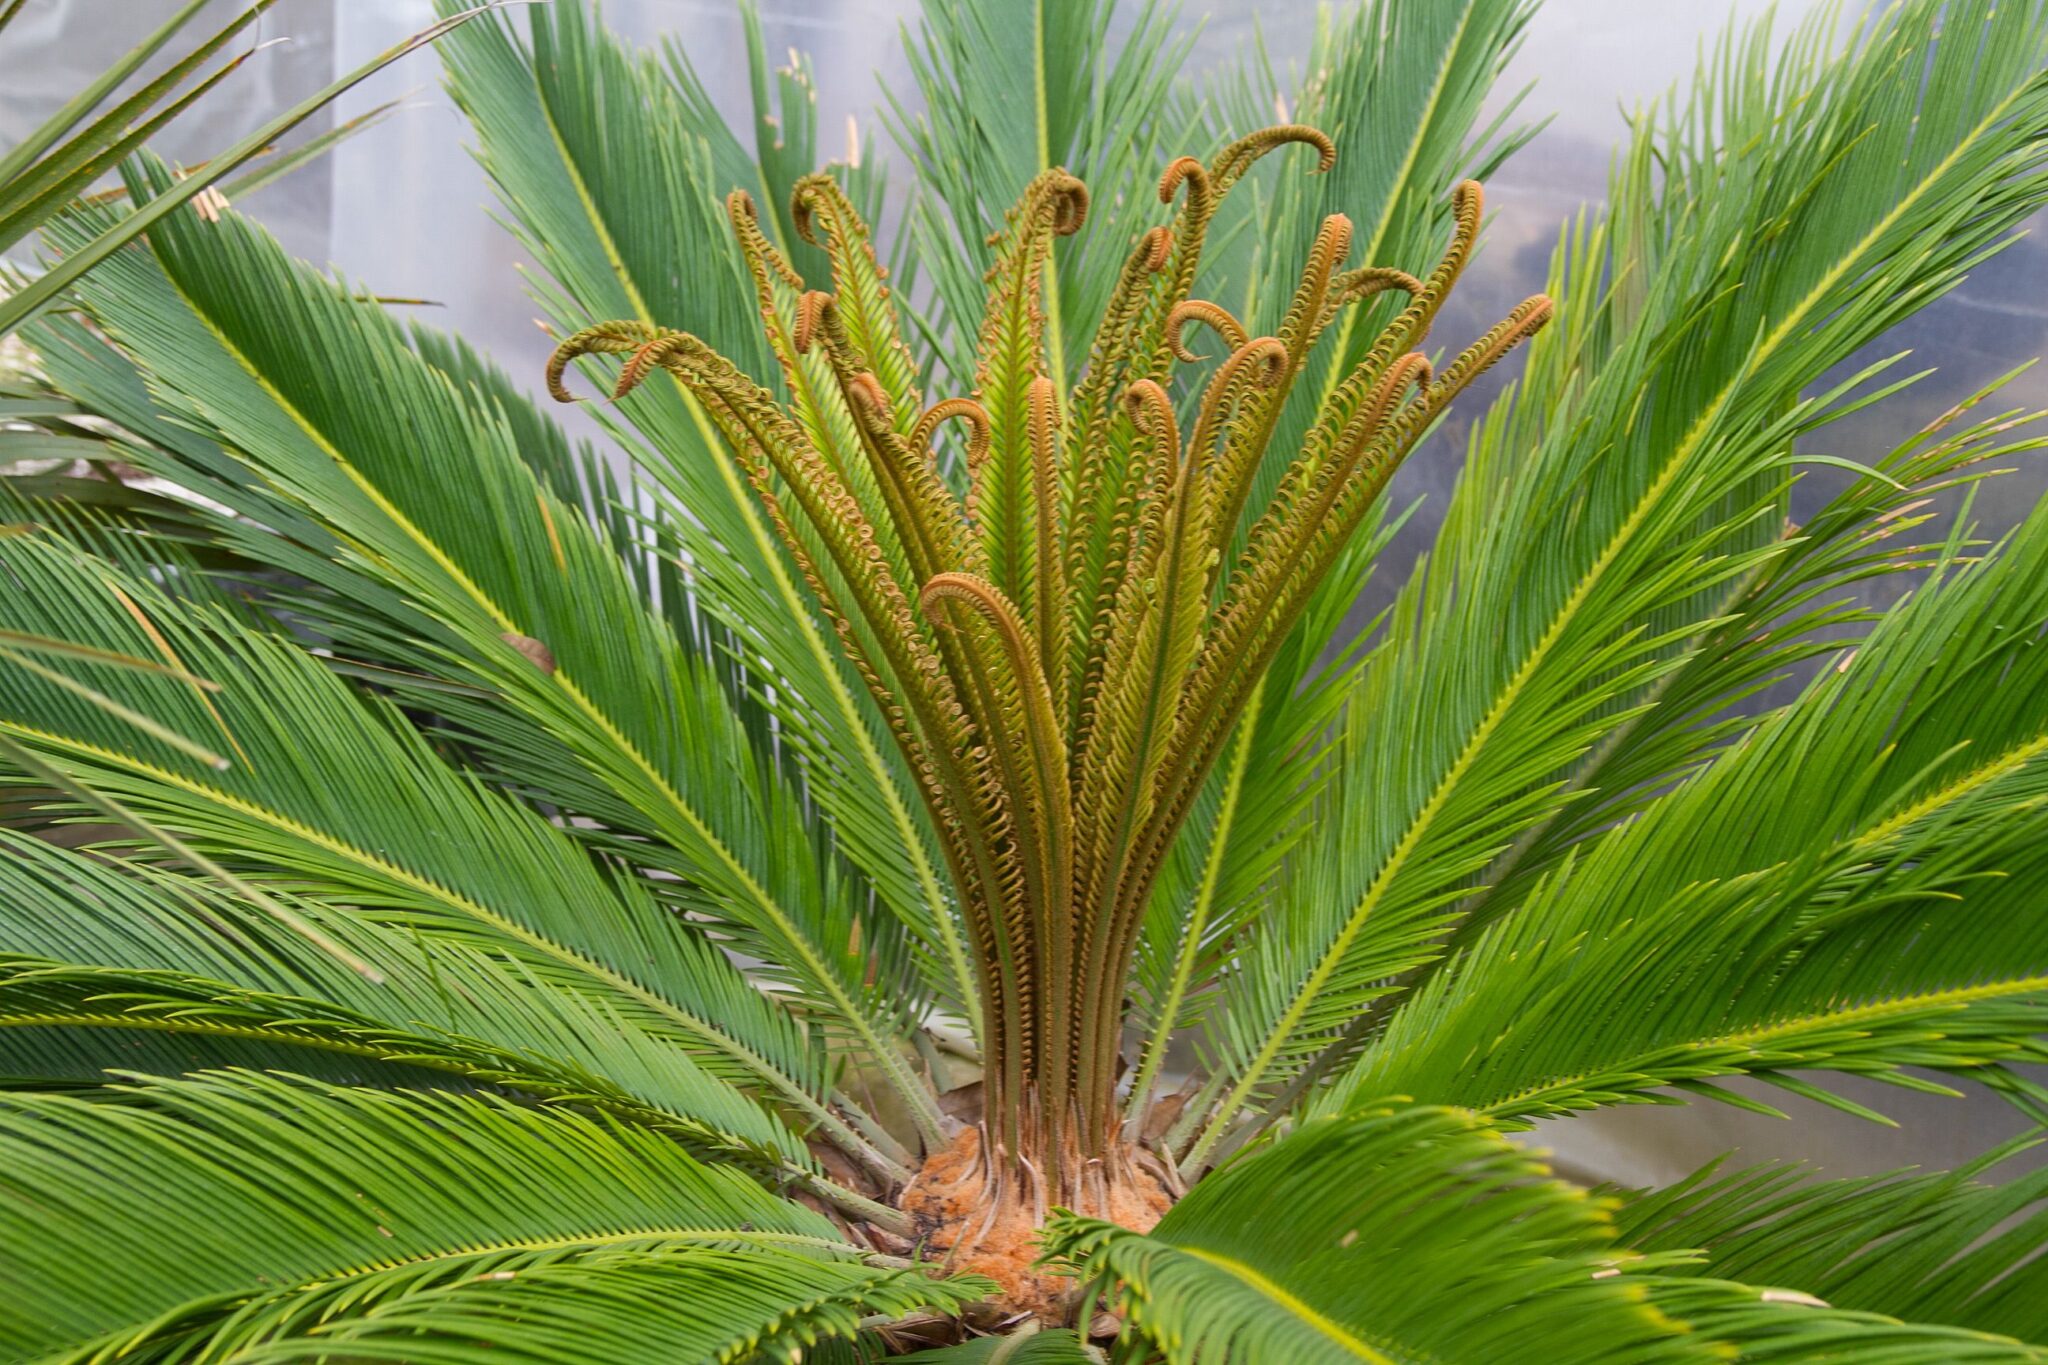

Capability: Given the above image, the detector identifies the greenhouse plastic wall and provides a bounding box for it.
[5,0,2046,1189]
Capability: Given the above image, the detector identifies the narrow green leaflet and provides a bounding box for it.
[891,1329,1101,1363]
[1183,0,2048,1164]
[1466,376,2048,929]
[1,6,492,336]
[1044,1103,1711,1364]
[888,0,1194,393]
[1331,493,2048,1127]
[434,0,974,1022]
[1648,1280,2048,1363]
[1618,1143,2048,1346]
[0,830,820,1181]
[0,533,844,1146]
[0,1070,983,1364]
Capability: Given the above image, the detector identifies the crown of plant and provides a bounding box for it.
[551,124,1552,1181]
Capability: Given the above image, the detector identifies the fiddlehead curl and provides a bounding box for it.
[844,370,894,427]
[1122,378,1182,472]
[613,333,709,398]
[1422,294,1555,410]
[1275,213,1354,353]
[1165,299,1250,361]
[1331,266,1424,308]
[788,177,832,247]
[1188,337,1289,472]
[726,188,806,292]
[1157,155,1212,217]
[545,321,660,402]
[1209,123,1336,191]
[921,572,1046,689]
[1001,169,1090,255]
[792,289,847,356]
[1139,225,1174,272]
[914,398,994,476]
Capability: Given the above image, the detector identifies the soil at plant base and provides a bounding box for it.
[898,1126,1176,1322]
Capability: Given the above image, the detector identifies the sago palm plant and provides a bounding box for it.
[5,0,2048,1358]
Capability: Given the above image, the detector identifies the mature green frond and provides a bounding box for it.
[1467,380,2048,928]
[236,1251,991,1365]
[0,0,261,258]
[37,162,953,1150]
[0,830,829,1184]
[1618,1143,2048,1346]
[0,1070,982,1363]
[891,1329,1099,1362]
[1647,1279,2048,1363]
[1043,1102,1710,1364]
[435,0,974,1024]
[1328,493,2048,1127]
[0,533,859,1147]
[1181,0,2048,1164]
[407,322,619,521]
[887,0,1195,393]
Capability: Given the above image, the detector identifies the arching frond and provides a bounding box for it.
[1042,1103,1711,1364]
[0,831,836,1190]
[890,1328,1098,1362]
[0,1070,986,1364]
[1179,0,2048,1165]
[0,532,879,1161]
[1329,494,2048,1129]
[1645,1279,2048,1363]
[887,0,1197,395]
[1618,1141,2048,1346]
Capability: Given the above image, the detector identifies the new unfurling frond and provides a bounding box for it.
[548,135,1547,1177]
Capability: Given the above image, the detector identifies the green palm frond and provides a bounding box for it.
[0,4,487,336]
[431,1,976,1025]
[1643,1279,2048,1364]
[1466,369,2048,928]
[1192,385,2048,1153]
[0,830,844,1194]
[0,1069,984,1363]
[1618,1141,2048,1345]
[1178,0,2048,1166]
[0,532,869,1153]
[1329,492,2048,1127]
[1043,1102,1711,1364]
[891,1328,1099,1362]
[889,0,1196,394]
[1047,1104,2048,1363]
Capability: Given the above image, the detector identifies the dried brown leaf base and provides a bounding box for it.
[898,1126,1175,1322]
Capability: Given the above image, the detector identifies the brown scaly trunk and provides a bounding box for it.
[897,933,1187,1317]
[898,1008,1178,1320]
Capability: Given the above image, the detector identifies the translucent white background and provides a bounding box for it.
[7,0,2046,1188]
